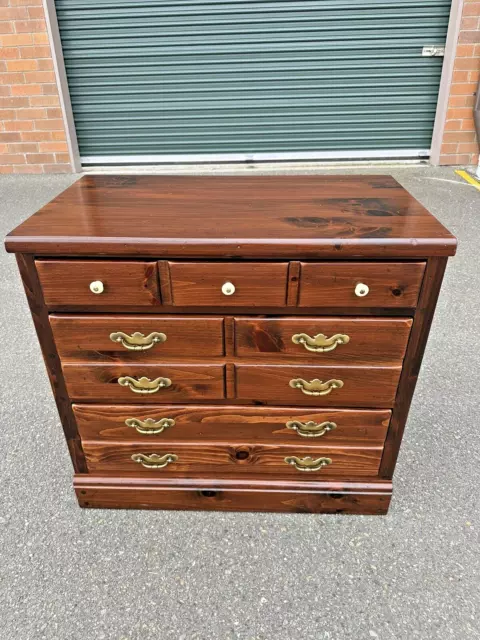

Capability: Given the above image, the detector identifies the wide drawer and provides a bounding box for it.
[62,364,225,402]
[51,315,224,361]
[234,317,412,364]
[73,405,391,446]
[36,260,160,308]
[298,262,425,308]
[82,441,382,477]
[167,261,288,306]
[235,365,401,407]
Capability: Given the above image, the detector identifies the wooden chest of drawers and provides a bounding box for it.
[5,175,456,514]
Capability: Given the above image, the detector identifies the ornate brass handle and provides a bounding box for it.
[110,331,167,351]
[125,417,175,435]
[118,375,172,394]
[289,378,344,396]
[131,453,178,469]
[286,420,337,438]
[292,333,350,353]
[284,456,332,472]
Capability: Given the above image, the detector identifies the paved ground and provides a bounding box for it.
[0,165,479,640]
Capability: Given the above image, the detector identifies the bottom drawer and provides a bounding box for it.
[82,441,382,477]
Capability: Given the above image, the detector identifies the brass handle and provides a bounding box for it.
[286,420,337,438]
[118,375,172,395]
[125,417,175,435]
[284,456,332,472]
[89,280,104,294]
[289,378,344,396]
[292,333,350,353]
[131,453,178,469]
[110,331,167,351]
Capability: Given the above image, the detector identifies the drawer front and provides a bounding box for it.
[63,364,225,402]
[298,262,425,308]
[83,441,382,477]
[51,315,224,361]
[36,260,160,308]
[234,317,412,365]
[168,261,288,306]
[235,365,401,408]
[74,405,390,446]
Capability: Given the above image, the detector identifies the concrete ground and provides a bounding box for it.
[0,165,479,640]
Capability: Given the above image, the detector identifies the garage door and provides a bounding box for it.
[55,0,452,164]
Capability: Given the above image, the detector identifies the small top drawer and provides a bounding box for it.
[298,262,425,308]
[167,261,288,307]
[36,260,160,309]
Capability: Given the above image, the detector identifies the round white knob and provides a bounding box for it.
[89,280,104,294]
[355,283,369,297]
[221,282,235,296]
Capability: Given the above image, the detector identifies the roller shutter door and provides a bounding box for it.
[55,0,452,164]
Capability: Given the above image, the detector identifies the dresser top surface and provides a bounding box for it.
[5,174,456,258]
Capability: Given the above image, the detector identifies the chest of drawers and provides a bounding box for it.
[5,175,456,514]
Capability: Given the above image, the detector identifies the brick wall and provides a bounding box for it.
[0,0,71,174]
[440,0,480,166]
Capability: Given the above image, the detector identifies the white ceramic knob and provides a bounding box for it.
[89,280,104,294]
[354,283,369,297]
[221,282,235,296]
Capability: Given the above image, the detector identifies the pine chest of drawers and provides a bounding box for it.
[5,175,456,514]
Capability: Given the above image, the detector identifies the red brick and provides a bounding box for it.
[7,59,37,72]
[51,130,66,141]
[15,20,46,33]
[0,22,14,35]
[27,6,45,19]
[46,107,62,119]
[21,130,51,142]
[0,143,8,154]
[8,142,38,153]
[443,131,477,143]
[0,7,28,19]
[459,31,480,44]
[441,143,458,154]
[452,70,470,83]
[26,152,54,163]
[33,33,49,45]
[34,118,64,130]
[454,56,480,70]
[13,164,43,174]
[29,95,59,107]
[0,96,29,108]
[444,120,462,131]
[38,141,68,152]
[469,69,480,83]
[0,109,15,120]
[55,152,70,163]
[43,163,71,173]
[450,82,477,95]
[0,33,32,46]
[461,118,477,131]
[458,142,480,153]
[41,83,58,95]
[463,2,480,16]
[24,70,54,83]
[4,119,33,131]
[37,59,53,71]
[0,47,20,60]
[10,0,43,6]
[11,84,42,96]
[0,72,25,84]
[0,166,14,174]
[0,132,21,142]
[0,85,11,96]
[17,107,46,120]
[456,44,476,57]
[20,45,51,59]
[1,153,26,164]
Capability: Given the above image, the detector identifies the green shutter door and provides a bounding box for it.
[55,0,452,163]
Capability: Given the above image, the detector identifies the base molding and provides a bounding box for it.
[74,476,392,515]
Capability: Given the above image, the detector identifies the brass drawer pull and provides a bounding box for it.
[289,378,344,396]
[125,417,175,435]
[286,420,337,438]
[292,332,350,353]
[118,375,172,394]
[284,456,332,472]
[131,453,178,469]
[110,331,166,351]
